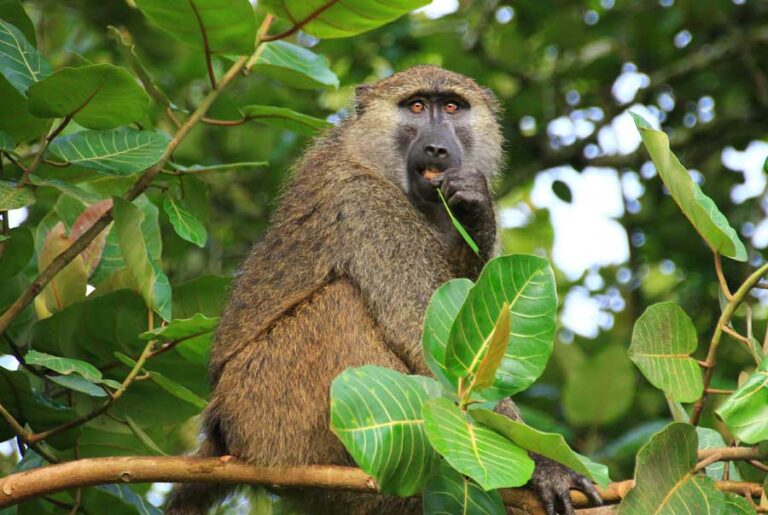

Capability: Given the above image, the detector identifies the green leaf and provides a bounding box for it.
[423,278,473,390]
[0,76,49,141]
[150,370,207,409]
[169,161,269,174]
[696,427,741,481]
[48,128,170,175]
[172,275,230,318]
[618,423,725,514]
[261,0,429,39]
[0,227,32,281]
[163,197,207,247]
[0,179,34,210]
[724,493,757,514]
[96,484,161,515]
[48,374,107,397]
[107,25,171,109]
[239,105,331,135]
[0,18,50,95]
[469,302,510,394]
[0,0,37,45]
[112,197,172,321]
[716,357,768,444]
[28,176,101,204]
[437,188,480,255]
[628,302,704,402]
[423,397,534,491]
[470,408,610,488]
[135,0,256,55]
[445,254,557,400]
[28,64,151,129]
[252,41,339,89]
[563,344,635,427]
[24,349,102,382]
[329,366,441,496]
[632,112,747,262]
[423,461,505,515]
[140,313,219,342]
[0,129,14,150]
[125,414,167,455]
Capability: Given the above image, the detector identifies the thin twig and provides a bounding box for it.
[705,388,735,395]
[0,403,58,462]
[186,0,216,89]
[695,452,723,472]
[714,253,733,301]
[201,116,250,126]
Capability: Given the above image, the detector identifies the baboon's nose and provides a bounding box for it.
[424,144,449,159]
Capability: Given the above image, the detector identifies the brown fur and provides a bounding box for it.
[165,66,502,514]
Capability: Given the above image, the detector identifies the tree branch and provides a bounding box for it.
[0,457,761,511]
[0,15,275,338]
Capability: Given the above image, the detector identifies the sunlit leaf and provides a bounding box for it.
[34,222,87,318]
[716,357,768,444]
[423,397,534,491]
[70,199,113,277]
[632,113,747,262]
[437,188,480,255]
[628,302,703,402]
[422,278,473,390]
[330,366,441,496]
[28,64,151,129]
[252,41,339,89]
[0,179,34,210]
[112,197,172,321]
[240,105,331,135]
[470,302,510,393]
[163,197,207,247]
[618,423,724,514]
[24,349,102,382]
[0,18,50,95]
[261,0,430,39]
[471,407,610,488]
[445,254,557,400]
[48,128,169,175]
[422,460,505,515]
[723,493,756,514]
[140,313,219,342]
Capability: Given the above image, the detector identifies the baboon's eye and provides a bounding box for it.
[409,100,426,114]
[444,102,460,113]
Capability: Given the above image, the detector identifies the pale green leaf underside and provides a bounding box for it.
[0,180,35,210]
[330,366,441,496]
[0,18,50,95]
[716,358,768,444]
[240,105,331,136]
[422,461,505,515]
[695,427,741,481]
[618,423,724,514]
[471,408,610,487]
[445,254,557,400]
[261,0,430,39]
[632,113,746,262]
[163,197,207,247]
[253,40,339,89]
[24,349,102,382]
[628,302,703,402]
[48,128,170,175]
[423,397,534,491]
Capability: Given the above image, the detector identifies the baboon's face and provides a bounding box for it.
[397,91,473,200]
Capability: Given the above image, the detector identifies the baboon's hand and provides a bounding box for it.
[530,454,602,515]
[435,167,493,224]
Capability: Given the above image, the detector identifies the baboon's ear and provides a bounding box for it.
[355,84,373,115]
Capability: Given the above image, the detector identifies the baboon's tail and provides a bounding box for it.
[164,425,233,515]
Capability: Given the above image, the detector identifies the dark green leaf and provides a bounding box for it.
[240,105,330,135]
[150,370,207,409]
[0,76,49,141]
[0,180,34,210]
[716,357,768,444]
[422,278,473,391]
[423,461,505,515]
[330,366,440,496]
[423,397,534,491]
[261,0,430,39]
[0,129,14,150]
[96,484,161,515]
[172,275,230,318]
[0,227,32,279]
[0,18,50,95]
[632,112,747,262]
[551,179,572,203]
[628,302,704,402]
[252,41,339,89]
[28,64,151,129]
[163,197,207,247]
[618,423,724,514]
[470,408,610,487]
[48,128,170,175]
[125,415,167,455]
[445,254,557,400]
[135,0,256,55]
[139,313,219,342]
[0,0,37,45]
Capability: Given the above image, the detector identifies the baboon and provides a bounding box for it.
[166,66,601,515]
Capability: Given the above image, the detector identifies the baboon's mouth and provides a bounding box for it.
[418,165,444,181]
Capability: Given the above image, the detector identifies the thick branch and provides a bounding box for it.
[0,456,761,511]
